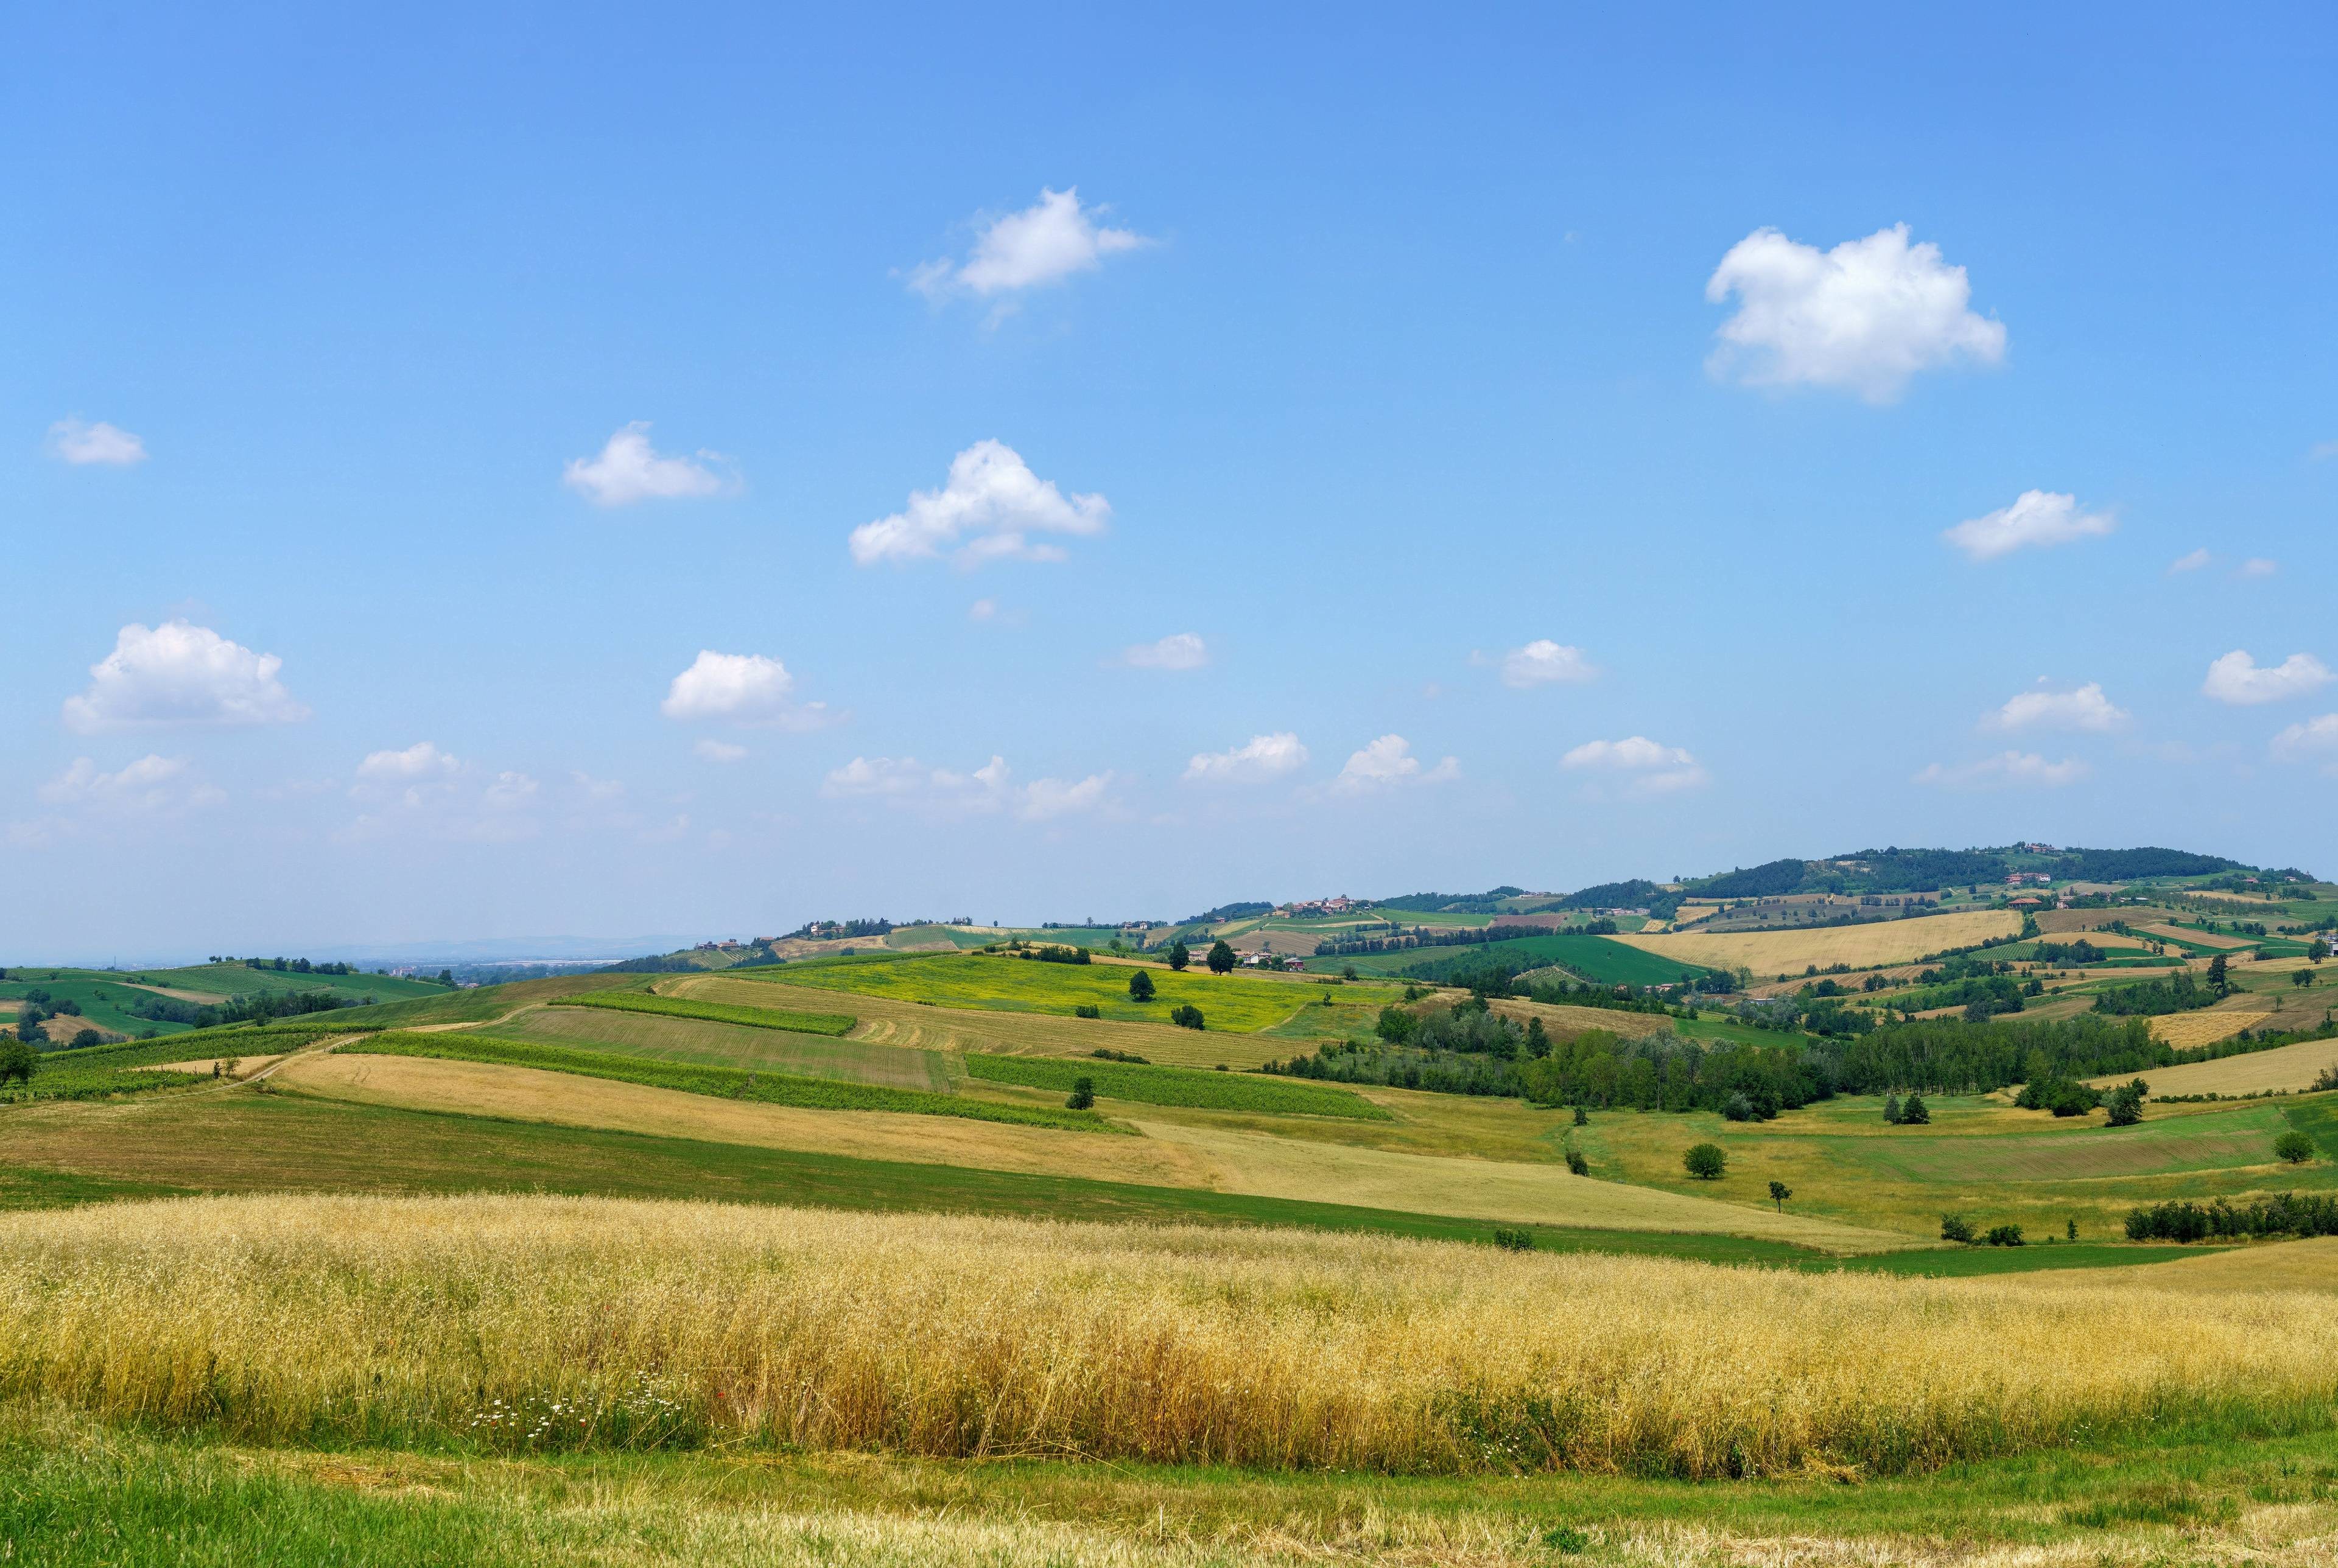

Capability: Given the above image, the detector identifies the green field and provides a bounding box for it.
[1316,933,1707,987]
[962,1052,1391,1119]
[736,952,1397,1032]
[0,975,190,1038]
[343,1032,1111,1133]
[327,971,651,1029]
[490,1006,952,1090]
[564,990,854,1035]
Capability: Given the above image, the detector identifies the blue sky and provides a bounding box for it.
[5,4,2335,959]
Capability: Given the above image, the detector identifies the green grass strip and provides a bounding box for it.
[964,1052,1392,1119]
[563,990,855,1036]
[342,1031,1123,1135]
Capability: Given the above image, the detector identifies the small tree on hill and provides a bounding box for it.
[1900,1093,1930,1125]
[1683,1143,1726,1180]
[1065,1076,1096,1111]
[2206,953,2230,995]
[1167,940,1190,972]
[2104,1080,2147,1127]
[1206,940,1236,975]
[1127,970,1156,1003]
[2275,1130,2317,1164]
[1768,1180,1792,1213]
[0,1040,34,1085]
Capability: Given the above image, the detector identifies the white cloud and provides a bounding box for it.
[1125,632,1207,671]
[2203,650,2334,706]
[63,621,309,733]
[850,440,1109,568]
[1020,772,1112,821]
[969,598,999,622]
[48,418,147,466]
[1913,752,2089,789]
[481,771,539,811]
[695,739,748,763]
[2272,714,2338,771]
[38,754,222,813]
[1704,223,2005,402]
[823,754,1017,817]
[2168,548,2211,575]
[1559,736,1708,796]
[572,772,627,803]
[909,187,1150,301]
[1332,735,1459,794]
[1496,640,1598,689]
[1942,490,2115,562]
[662,651,797,723]
[357,741,460,780]
[1185,732,1308,784]
[1985,681,2128,733]
[2238,558,2278,579]
[563,423,729,507]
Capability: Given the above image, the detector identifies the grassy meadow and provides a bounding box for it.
[1324,933,1702,987]
[10,1193,2338,1477]
[564,989,856,1035]
[963,1051,1391,1118]
[486,1005,955,1088]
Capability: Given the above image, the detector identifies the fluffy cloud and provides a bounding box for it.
[1020,772,1112,822]
[2202,650,2333,706]
[1942,491,2115,562]
[1496,640,1597,689]
[909,187,1149,300]
[1559,736,1708,796]
[1913,752,2089,789]
[1332,735,1459,794]
[2238,558,2278,579]
[357,741,460,780]
[1705,223,2006,402]
[2272,714,2338,771]
[48,418,147,466]
[1985,681,2127,733]
[695,739,748,763]
[563,423,729,507]
[38,754,222,813]
[850,441,1109,568]
[1185,732,1308,784]
[2168,548,2211,575]
[63,621,309,733]
[661,651,829,728]
[1125,632,1207,671]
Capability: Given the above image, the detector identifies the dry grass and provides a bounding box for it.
[1489,998,1673,1040]
[2016,1237,2338,1297]
[136,1054,283,1079]
[7,1192,2338,1477]
[2148,1010,2272,1049]
[1612,910,2020,974]
[2099,1032,2337,1094]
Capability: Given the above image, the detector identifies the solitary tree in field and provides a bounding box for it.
[1882,1093,1902,1125]
[2206,953,2230,994]
[1167,939,1190,972]
[2295,970,2316,989]
[1573,1105,1589,1126]
[1206,940,1237,975]
[0,1040,34,1085]
[1127,970,1156,1003]
[1768,1180,1792,1213]
[1683,1143,1726,1180]
[1065,1076,1096,1111]
[1900,1092,1931,1125]
[2275,1130,2317,1164]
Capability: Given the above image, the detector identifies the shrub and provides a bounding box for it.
[0,1041,33,1085]
[1169,1004,1204,1031]
[1073,1003,1101,1020]
[1565,1149,1590,1176]
[1065,1076,1096,1111]
[2275,1130,2317,1164]
[1722,1091,1756,1122]
[1542,1526,1590,1555]
[1090,1047,1148,1064]
[1127,971,1156,1003]
[1940,1213,1976,1243]
[1682,1143,1726,1180]
[1983,1224,2025,1247]
[1572,1105,1589,1127]
[1491,1227,1534,1251]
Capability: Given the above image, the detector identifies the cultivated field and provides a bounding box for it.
[1614,909,2021,973]
[2147,1009,2270,1048]
[2092,1034,2338,1097]
[487,1005,952,1090]
[7,1192,2337,1477]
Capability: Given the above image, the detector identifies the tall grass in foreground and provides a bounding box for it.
[4,1194,2336,1477]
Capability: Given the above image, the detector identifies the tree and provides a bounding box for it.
[1127,970,1156,1003]
[1940,1213,1976,1243]
[1525,1018,1550,1058]
[0,1040,34,1085]
[2275,1130,2316,1164]
[1065,1076,1096,1111]
[1683,1143,1727,1180]
[2311,938,2331,963]
[2206,953,2230,995]
[1167,940,1190,973]
[1206,940,1237,975]
[1882,1093,1902,1125]
[1341,964,1358,982]
[1564,1149,1590,1176]
[1168,1004,1205,1030]
[2295,970,2316,989]
[1768,1180,1792,1213]
[2104,1079,2147,1127]
[1899,1092,1930,1125]
[1572,1105,1589,1127]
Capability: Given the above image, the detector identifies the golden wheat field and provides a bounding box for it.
[2148,1010,2270,1049]
[2099,1027,2334,1094]
[7,1193,2338,1478]
[1612,909,2020,974]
